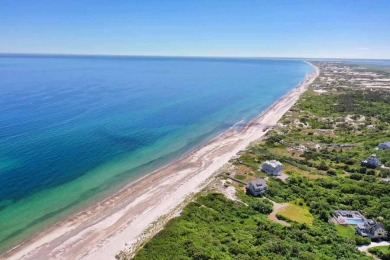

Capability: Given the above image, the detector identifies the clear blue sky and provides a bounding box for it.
[1,0,389,59]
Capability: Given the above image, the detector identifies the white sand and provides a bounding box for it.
[1,63,319,260]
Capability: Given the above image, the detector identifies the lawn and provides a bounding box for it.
[278,203,314,225]
[335,224,355,238]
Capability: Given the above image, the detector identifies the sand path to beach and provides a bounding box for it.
[2,63,319,260]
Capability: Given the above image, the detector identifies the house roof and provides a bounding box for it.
[249,178,267,187]
[358,219,386,232]
[363,154,380,164]
[371,222,386,231]
[379,141,390,148]
[263,160,282,168]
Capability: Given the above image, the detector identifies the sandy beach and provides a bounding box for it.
[1,62,319,260]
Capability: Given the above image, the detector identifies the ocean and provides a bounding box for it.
[0,55,313,252]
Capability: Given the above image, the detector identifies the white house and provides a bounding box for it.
[356,219,388,239]
[247,178,268,196]
[379,142,390,150]
[261,160,283,176]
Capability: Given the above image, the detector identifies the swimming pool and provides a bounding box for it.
[345,218,365,225]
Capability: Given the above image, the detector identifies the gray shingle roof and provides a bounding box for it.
[379,142,390,148]
[249,178,267,187]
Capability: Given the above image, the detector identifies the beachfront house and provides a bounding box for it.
[361,154,380,168]
[247,178,268,196]
[261,160,282,176]
[378,142,390,150]
[356,219,388,239]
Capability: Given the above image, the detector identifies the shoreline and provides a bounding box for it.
[2,62,319,260]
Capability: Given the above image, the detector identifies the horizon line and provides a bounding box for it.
[0,52,389,61]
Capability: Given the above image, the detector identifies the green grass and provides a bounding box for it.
[278,203,314,225]
[335,225,356,238]
[368,245,390,260]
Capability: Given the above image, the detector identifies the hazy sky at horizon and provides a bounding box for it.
[1,1,390,59]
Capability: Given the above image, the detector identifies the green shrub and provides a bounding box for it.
[249,199,273,214]
[354,235,371,246]
[317,162,329,171]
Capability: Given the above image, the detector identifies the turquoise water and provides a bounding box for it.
[346,218,365,225]
[0,55,312,252]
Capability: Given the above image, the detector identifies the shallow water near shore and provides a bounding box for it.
[0,55,312,252]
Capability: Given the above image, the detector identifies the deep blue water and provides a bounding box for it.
[0,55,312,251]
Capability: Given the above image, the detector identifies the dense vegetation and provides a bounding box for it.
[266,176,390,233]
[132,193,369,260]
[297,88,390,120]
